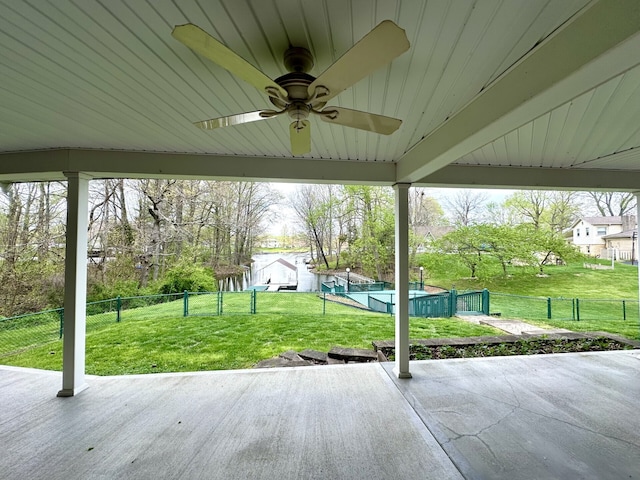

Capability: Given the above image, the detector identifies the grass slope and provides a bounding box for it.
[1,294,500,375]
[423,257,638,299]
[421,258,640,340]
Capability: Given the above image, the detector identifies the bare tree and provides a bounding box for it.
[291,185,332,269]
[505,190,580,232]
[584,191,636,217]
[0,182,66,315]
[409,188,446,226]
[139,179,176,283]
[444,190,488,226]
[231,182,280,265]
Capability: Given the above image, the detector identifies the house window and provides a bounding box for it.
[576,229,580,237]
[597,227,607,235]
[585,227,590,236]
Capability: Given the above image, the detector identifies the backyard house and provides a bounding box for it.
[569,216,636,258]
[413,226,454,253]
[602,229,639,262]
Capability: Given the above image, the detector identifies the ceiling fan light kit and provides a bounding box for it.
[172,20,409,155]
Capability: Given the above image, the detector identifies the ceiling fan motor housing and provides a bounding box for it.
[283,47,314,73]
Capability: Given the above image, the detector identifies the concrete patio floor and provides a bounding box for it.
[1,350,639,479]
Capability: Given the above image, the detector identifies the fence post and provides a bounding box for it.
[576,298,580,321]
[482,289,490,315]
[449,289,457,317]
[251,289,256,314]
[183,290,188,317]
[219,291,223,315]
[323,292,326,315]
[622,300,626,321]
[59,309,64,339]
[547,298,552,319]
[116,296,121,323]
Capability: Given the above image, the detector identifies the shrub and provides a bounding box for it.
[158,263,216,294]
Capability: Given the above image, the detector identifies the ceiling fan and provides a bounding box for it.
[171,21,410,155]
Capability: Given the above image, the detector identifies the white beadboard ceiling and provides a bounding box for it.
[1,0,640,191]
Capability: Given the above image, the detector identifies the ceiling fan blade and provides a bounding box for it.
[319,107,401,135]
[290,121,311,155]
[172,24,287,98]
[194,111,275,130]
[308,20,409,102]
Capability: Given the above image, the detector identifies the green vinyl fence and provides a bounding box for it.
[366,289,489,318]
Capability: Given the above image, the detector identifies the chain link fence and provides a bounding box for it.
[0,293,185,358]
[0,291,365,357]
[0,308,63,358]
[2,290,639,358]
[491,293,639,339]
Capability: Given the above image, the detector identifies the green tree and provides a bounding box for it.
[436,226,487,278]
[435,223,580,279]
[481,225,529,276]
[504,190,580,232]
[521,225,581,274]
[343,186,395,280]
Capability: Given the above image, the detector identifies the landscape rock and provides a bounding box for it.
[298,349,328,363]
[254,358,312,368]
[328,346,378,362]
[254,347,380,368]
[279,350,305,362]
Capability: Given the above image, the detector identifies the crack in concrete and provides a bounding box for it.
[442,404,518,443]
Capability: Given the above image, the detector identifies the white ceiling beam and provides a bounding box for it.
[0,149,396,185]
[418,164,640,192]
[396,0,640,183]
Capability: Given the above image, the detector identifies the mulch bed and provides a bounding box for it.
[374,332,640,361]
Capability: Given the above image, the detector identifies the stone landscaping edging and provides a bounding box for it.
[371,331,640,351]
[372,331,640,361]
[255,332,639,368]
[254,346,383,368]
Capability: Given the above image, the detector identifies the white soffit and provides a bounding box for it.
[0,0,639,192]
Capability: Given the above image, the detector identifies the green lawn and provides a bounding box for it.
[420,258,640,340]
[3,261,639,375]
[423,258,638,299]
[0,293,501,375]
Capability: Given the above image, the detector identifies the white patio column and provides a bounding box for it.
[57,172,90,397]
[393,183,411,378]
